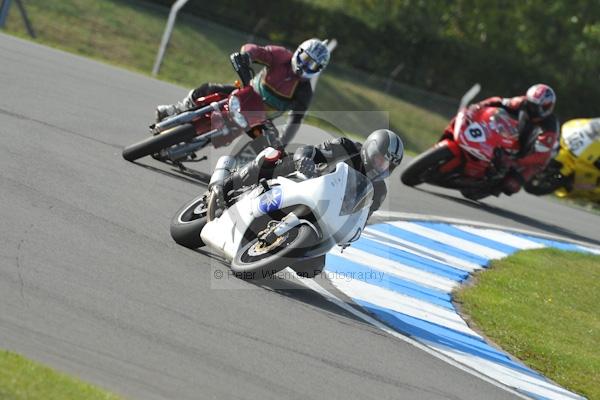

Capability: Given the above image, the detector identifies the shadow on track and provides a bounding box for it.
[191,247,368,325]
[416,188,600,246]
[132,160,211,186]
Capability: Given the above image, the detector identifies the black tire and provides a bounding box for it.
[401,144,455,187]
[231,224,319,278]
[291,255,326,278]
[170,193,209,249]
[524,175,566,196]
[524,160,568,196]
[122,124,196,162]
[460,188,491,201]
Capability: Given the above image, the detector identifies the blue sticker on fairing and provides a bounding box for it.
[258,186,283,214]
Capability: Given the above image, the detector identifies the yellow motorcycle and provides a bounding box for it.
[525,118,600,203]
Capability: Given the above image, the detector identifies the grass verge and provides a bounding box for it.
[3,0,449,151]
[454,248,600,399]
[0,349,121,400]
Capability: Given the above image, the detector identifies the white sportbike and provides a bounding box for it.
[170,158,374,278]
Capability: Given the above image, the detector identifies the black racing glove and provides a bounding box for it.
[295,157,317,179]
[230,52,253,86]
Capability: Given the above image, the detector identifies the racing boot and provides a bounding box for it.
[500,170,524,196]
[156,90,196,122]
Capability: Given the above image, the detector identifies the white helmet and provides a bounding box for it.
[291,38,331,79]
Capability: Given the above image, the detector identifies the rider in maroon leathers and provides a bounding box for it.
[156,39,331,146]
[442,84,559,195]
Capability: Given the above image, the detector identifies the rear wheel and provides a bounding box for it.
[170,193,209,249]
[401,145,456,186]
[524,161,570,196]
[122,123,196,162]
[232,224,319,279]
[525,174,569,195]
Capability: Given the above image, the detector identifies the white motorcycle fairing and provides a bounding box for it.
[200,162,373,260]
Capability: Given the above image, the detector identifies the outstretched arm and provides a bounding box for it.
[294,137,360,165]
[474,96,525,118]
[240,44,273,66]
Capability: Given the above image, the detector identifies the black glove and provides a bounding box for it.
[295,157,317,178]
[261,120,284,150]
[230,52,253,86]
[516,109,534,153]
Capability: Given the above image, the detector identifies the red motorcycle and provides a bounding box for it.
[122,55,276,164]
[401,106,522,200]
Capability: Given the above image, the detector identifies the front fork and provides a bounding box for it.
[259,212,320,245]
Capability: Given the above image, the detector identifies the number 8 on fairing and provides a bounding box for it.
[465,123,486,142]
[470,128,483,138]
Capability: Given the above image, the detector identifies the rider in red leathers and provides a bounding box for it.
[156,39,331,147]
[442,84,559,196]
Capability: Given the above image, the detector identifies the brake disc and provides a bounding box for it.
[248,234,288,256]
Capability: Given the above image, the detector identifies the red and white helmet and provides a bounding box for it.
[525,84,556,119]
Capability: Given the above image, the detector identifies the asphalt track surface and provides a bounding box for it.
[1,34,599,400]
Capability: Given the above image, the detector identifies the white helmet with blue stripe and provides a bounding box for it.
[291,38,331,79]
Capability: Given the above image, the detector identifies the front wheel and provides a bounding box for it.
[170,193,210,248]
[122,123,197,162]
[231,224,319,278]
[401,144,456,187]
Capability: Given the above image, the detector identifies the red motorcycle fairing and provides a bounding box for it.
[202,86,269,148]
[231,86,267,128]
[191,92,229,136]
[450,107,520,179]
[189,86,266,140]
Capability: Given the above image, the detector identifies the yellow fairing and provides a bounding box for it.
[556,118,600,201]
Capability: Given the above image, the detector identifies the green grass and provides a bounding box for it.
[559,197,600,215]
[0,350,122,400]
[3,0,448,151]
[455,248,600,399]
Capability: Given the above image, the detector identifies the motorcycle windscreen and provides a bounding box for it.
[339,168,374,216]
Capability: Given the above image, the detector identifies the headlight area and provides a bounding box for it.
[228,96,248,129]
